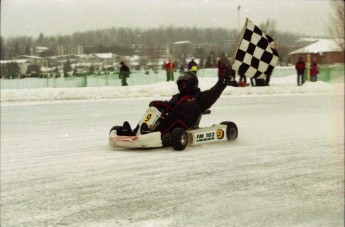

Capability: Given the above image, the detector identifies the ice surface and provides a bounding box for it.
[1,75,344,226]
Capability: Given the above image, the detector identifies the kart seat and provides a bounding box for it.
[190,109,211,130]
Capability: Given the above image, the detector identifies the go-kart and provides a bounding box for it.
[109,107,238,151]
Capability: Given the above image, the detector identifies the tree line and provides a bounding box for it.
[1,25,305,63]
[2,0,344,64]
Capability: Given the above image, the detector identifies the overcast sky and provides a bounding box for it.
[1,0,333,38]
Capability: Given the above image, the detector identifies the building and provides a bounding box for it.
[88,53,117,71]
[289,38,344,65]
[31,46,49,56]
[57,45,84,55]
[0,59,30,76]
[11,55,43,65]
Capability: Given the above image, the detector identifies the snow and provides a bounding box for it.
[89,53,116,59]
[290,38,343,54]
[0,74,339,102]
[1,73,344,226]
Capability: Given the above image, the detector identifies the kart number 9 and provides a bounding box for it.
[216,129,224,139]
[144,114,152,123]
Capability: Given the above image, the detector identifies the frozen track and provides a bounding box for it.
[1,94,344,226]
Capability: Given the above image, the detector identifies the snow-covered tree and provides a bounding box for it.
[329,0,344,49]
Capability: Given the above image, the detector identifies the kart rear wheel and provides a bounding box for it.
[220,121,238,141]
[170,128,188,151]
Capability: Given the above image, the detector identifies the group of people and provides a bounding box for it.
[217,57,249,87]
[121,56,320,87]
[165,57,199,81]
[120,58,200,86]
[295,57,319,86]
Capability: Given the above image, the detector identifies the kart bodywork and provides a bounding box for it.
[109,107,238,151]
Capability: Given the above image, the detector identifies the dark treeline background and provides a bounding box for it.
[1,26,302,63]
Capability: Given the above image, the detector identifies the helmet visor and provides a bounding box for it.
[178,81,193,95]
[178,81,192,89]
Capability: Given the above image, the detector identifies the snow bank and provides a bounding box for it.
[0,75,342,103]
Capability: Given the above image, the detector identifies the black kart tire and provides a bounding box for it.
[170,128,188,151]
[220,121,238,141]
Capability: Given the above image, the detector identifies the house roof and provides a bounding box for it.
[89,53,115,59]
[12,55,43,60]
[294,38,319,43]
[173,41,192,45]
[0,59,30,64]
[289,39,343,55]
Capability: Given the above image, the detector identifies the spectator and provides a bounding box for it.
[187,57,198,76]
[119,62,130,86]
[228,69,240,87]
[310,59,319,82]
[239,72,247,84]
[179,64,185,73]
[250,77,266,86]
[295,57,306,86]
[265,71,272,86]
[217,58,226,79]
[165,59,175,81]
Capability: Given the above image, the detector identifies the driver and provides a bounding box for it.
[122,66,233,136]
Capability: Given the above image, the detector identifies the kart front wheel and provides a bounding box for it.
[220,121,238,141]
[170,128,188,151]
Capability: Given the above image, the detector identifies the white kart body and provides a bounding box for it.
[109,130,162,148]
[109,106,162,148]
[109,107,236,150]
[109,125,228,148]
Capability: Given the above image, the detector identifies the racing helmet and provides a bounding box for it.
[176,71,199,95]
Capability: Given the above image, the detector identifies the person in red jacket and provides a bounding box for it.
[295,57,306,86]
[310,60,319,82]
[165,59,175,81]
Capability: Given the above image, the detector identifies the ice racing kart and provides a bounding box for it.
[109,106,238,151]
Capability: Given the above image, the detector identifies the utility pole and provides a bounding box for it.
[237,5,241,32]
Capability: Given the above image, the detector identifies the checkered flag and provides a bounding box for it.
[232,18,279,79]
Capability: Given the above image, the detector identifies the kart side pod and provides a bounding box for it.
[170,121,238,151]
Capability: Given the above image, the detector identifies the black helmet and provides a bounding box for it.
[176,71,199,95]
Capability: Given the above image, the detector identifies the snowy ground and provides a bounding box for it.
[1,75,344,226]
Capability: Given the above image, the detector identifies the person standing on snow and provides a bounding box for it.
[295,57,306,86]
[217,58,226,79]
[120,66,233,136]
[165,59,175,81]
[187,57,198,76]
[310,59,319,82]
[119,62,130,86]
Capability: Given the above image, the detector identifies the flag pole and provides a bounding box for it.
[230,18,249,66]
[237,5,241,31]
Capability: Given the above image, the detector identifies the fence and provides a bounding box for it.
[1,65,343,89]
[318,64,344,82]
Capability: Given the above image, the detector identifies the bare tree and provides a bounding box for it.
[329,0,344,49]
[259,18,277,37]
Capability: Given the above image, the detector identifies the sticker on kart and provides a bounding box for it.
[192,128,227,144]
[196,130,223,142]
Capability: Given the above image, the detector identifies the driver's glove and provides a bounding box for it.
[221,65,233,85]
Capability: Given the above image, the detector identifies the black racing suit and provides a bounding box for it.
[150,79,227,136]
